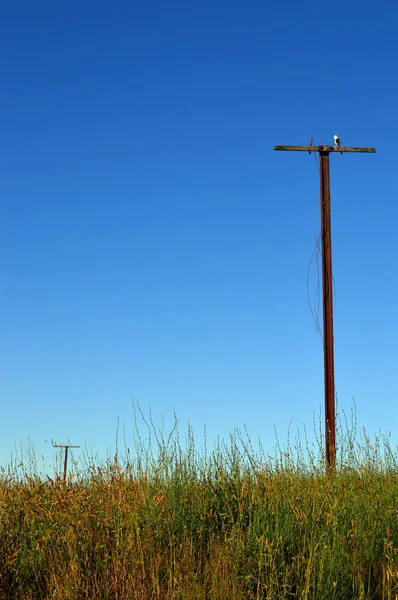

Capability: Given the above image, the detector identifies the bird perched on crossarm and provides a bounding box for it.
[334,134,342,154]
[333,134,340,146]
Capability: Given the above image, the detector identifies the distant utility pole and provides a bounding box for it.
[274,142,376,468]
[53,443,81,482]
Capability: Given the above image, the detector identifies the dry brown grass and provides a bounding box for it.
[1,415,398,599]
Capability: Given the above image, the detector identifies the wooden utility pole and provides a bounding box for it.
[53,443,80,482]
[274,143,376,468]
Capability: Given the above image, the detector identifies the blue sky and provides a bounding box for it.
[1,1,396,472]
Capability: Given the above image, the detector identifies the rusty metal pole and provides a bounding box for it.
[319,151,336,468]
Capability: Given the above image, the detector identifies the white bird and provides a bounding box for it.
[334,134,342,153]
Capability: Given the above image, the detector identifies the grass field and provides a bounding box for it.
[1,408,398,599]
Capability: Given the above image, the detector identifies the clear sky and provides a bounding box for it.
[1,1,396,472]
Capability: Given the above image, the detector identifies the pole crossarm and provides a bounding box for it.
[53,445,80,448]
[274,145,376,153]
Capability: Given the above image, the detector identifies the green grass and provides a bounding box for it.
[1,408,398,599]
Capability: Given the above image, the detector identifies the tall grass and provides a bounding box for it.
[1,407,398,599]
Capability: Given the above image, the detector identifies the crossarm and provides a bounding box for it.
[274,145,376,153]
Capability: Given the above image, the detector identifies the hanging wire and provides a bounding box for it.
[306,149,323,342]
[306,147,337,344]
[307,226,323,342]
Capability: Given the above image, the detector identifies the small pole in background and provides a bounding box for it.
[53,442,80,482]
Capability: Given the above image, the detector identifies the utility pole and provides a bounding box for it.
[274,143,376,468]
[53,443,81,482]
